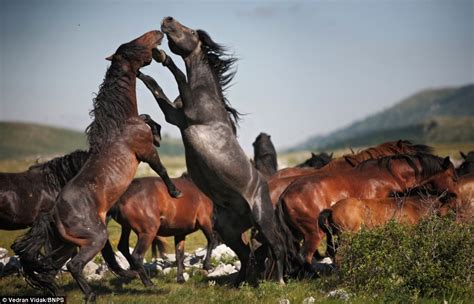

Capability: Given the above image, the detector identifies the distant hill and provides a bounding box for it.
[292,84,474,151]
[0,121,184,159]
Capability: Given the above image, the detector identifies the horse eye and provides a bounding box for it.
[190,30,196,35]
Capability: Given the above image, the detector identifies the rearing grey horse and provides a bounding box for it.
[137,17,296,284]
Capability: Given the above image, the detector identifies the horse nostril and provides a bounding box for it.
[166,16,173,22]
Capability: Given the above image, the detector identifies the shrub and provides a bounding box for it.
[336,214,473,300]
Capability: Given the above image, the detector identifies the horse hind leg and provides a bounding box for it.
[175,235,186,283]
[130,232,156,287]
[65,224,108,303]
[213,206,251,286]
[198,216,217,271]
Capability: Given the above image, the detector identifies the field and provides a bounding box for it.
[0,142,473,303]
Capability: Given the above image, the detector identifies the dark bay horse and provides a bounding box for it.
[0,150,88,230]
[137,17,292,283]
[278,153,458,273]
[457,151,474,176]
[12,30,180,303]
[105,175,216,285]
[296,152,333,169]
[318,195,458,258]
[253,132,278,178]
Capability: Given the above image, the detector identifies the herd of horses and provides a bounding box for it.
[0,17,473,303]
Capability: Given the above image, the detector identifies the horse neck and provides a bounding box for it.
[107,62,139,117]
[388,159,420,189]
[184,51,222,107]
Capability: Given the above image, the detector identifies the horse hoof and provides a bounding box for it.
[170,189,182,198]
[152,48,167,63]
[177,277,185,284]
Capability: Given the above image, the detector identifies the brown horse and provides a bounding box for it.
[318,195,458,258]
[278,153,458,274]
[0,150,88,230]
[105,174,216,285]
[12,30,181,303]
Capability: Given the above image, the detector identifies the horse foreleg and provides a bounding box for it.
[139,150,181,198]
[174,235,186,283]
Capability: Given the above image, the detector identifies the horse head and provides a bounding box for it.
[106,30,163,71]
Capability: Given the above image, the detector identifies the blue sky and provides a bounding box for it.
[1,0,473,152]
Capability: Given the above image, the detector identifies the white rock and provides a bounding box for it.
[302,296,315,304]
[83,261,99,277]
[183,272,190,282]
[115,251,130,269]
[278,299,290,304]
[164,253,176,262]
[0,247,8,259]
[163,267,174,275]
[327,289,350,301]
[211,244,237,261]
[194,248,207,258]
[319,257,333,264]
[207,263,237,278]
[233,260,241,271]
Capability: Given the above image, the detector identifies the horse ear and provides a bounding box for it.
[105,54,113,61]
[397,139,403,148]
[311,152,316,157]
[442,157,451,170]
[460,151,467,159]
[329,153,334,158]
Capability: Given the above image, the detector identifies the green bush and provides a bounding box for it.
[336,214,473,301]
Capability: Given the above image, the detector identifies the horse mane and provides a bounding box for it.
[343,140,433,167]
[197,30,240,134]
[28,150,89,188]
[85,60,137,153]
[369,153,447,179]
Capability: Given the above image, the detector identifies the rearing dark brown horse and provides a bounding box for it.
[137,17,293,283]
[13,30,180,303]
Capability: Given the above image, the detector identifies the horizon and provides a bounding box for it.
[1,82,472,152]
[1,0,473,153]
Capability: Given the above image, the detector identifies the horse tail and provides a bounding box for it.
[11,212,73,295]
[274,194,301,276]
[318,209,339,258]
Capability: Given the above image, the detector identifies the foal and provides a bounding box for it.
[13,30,180,303]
